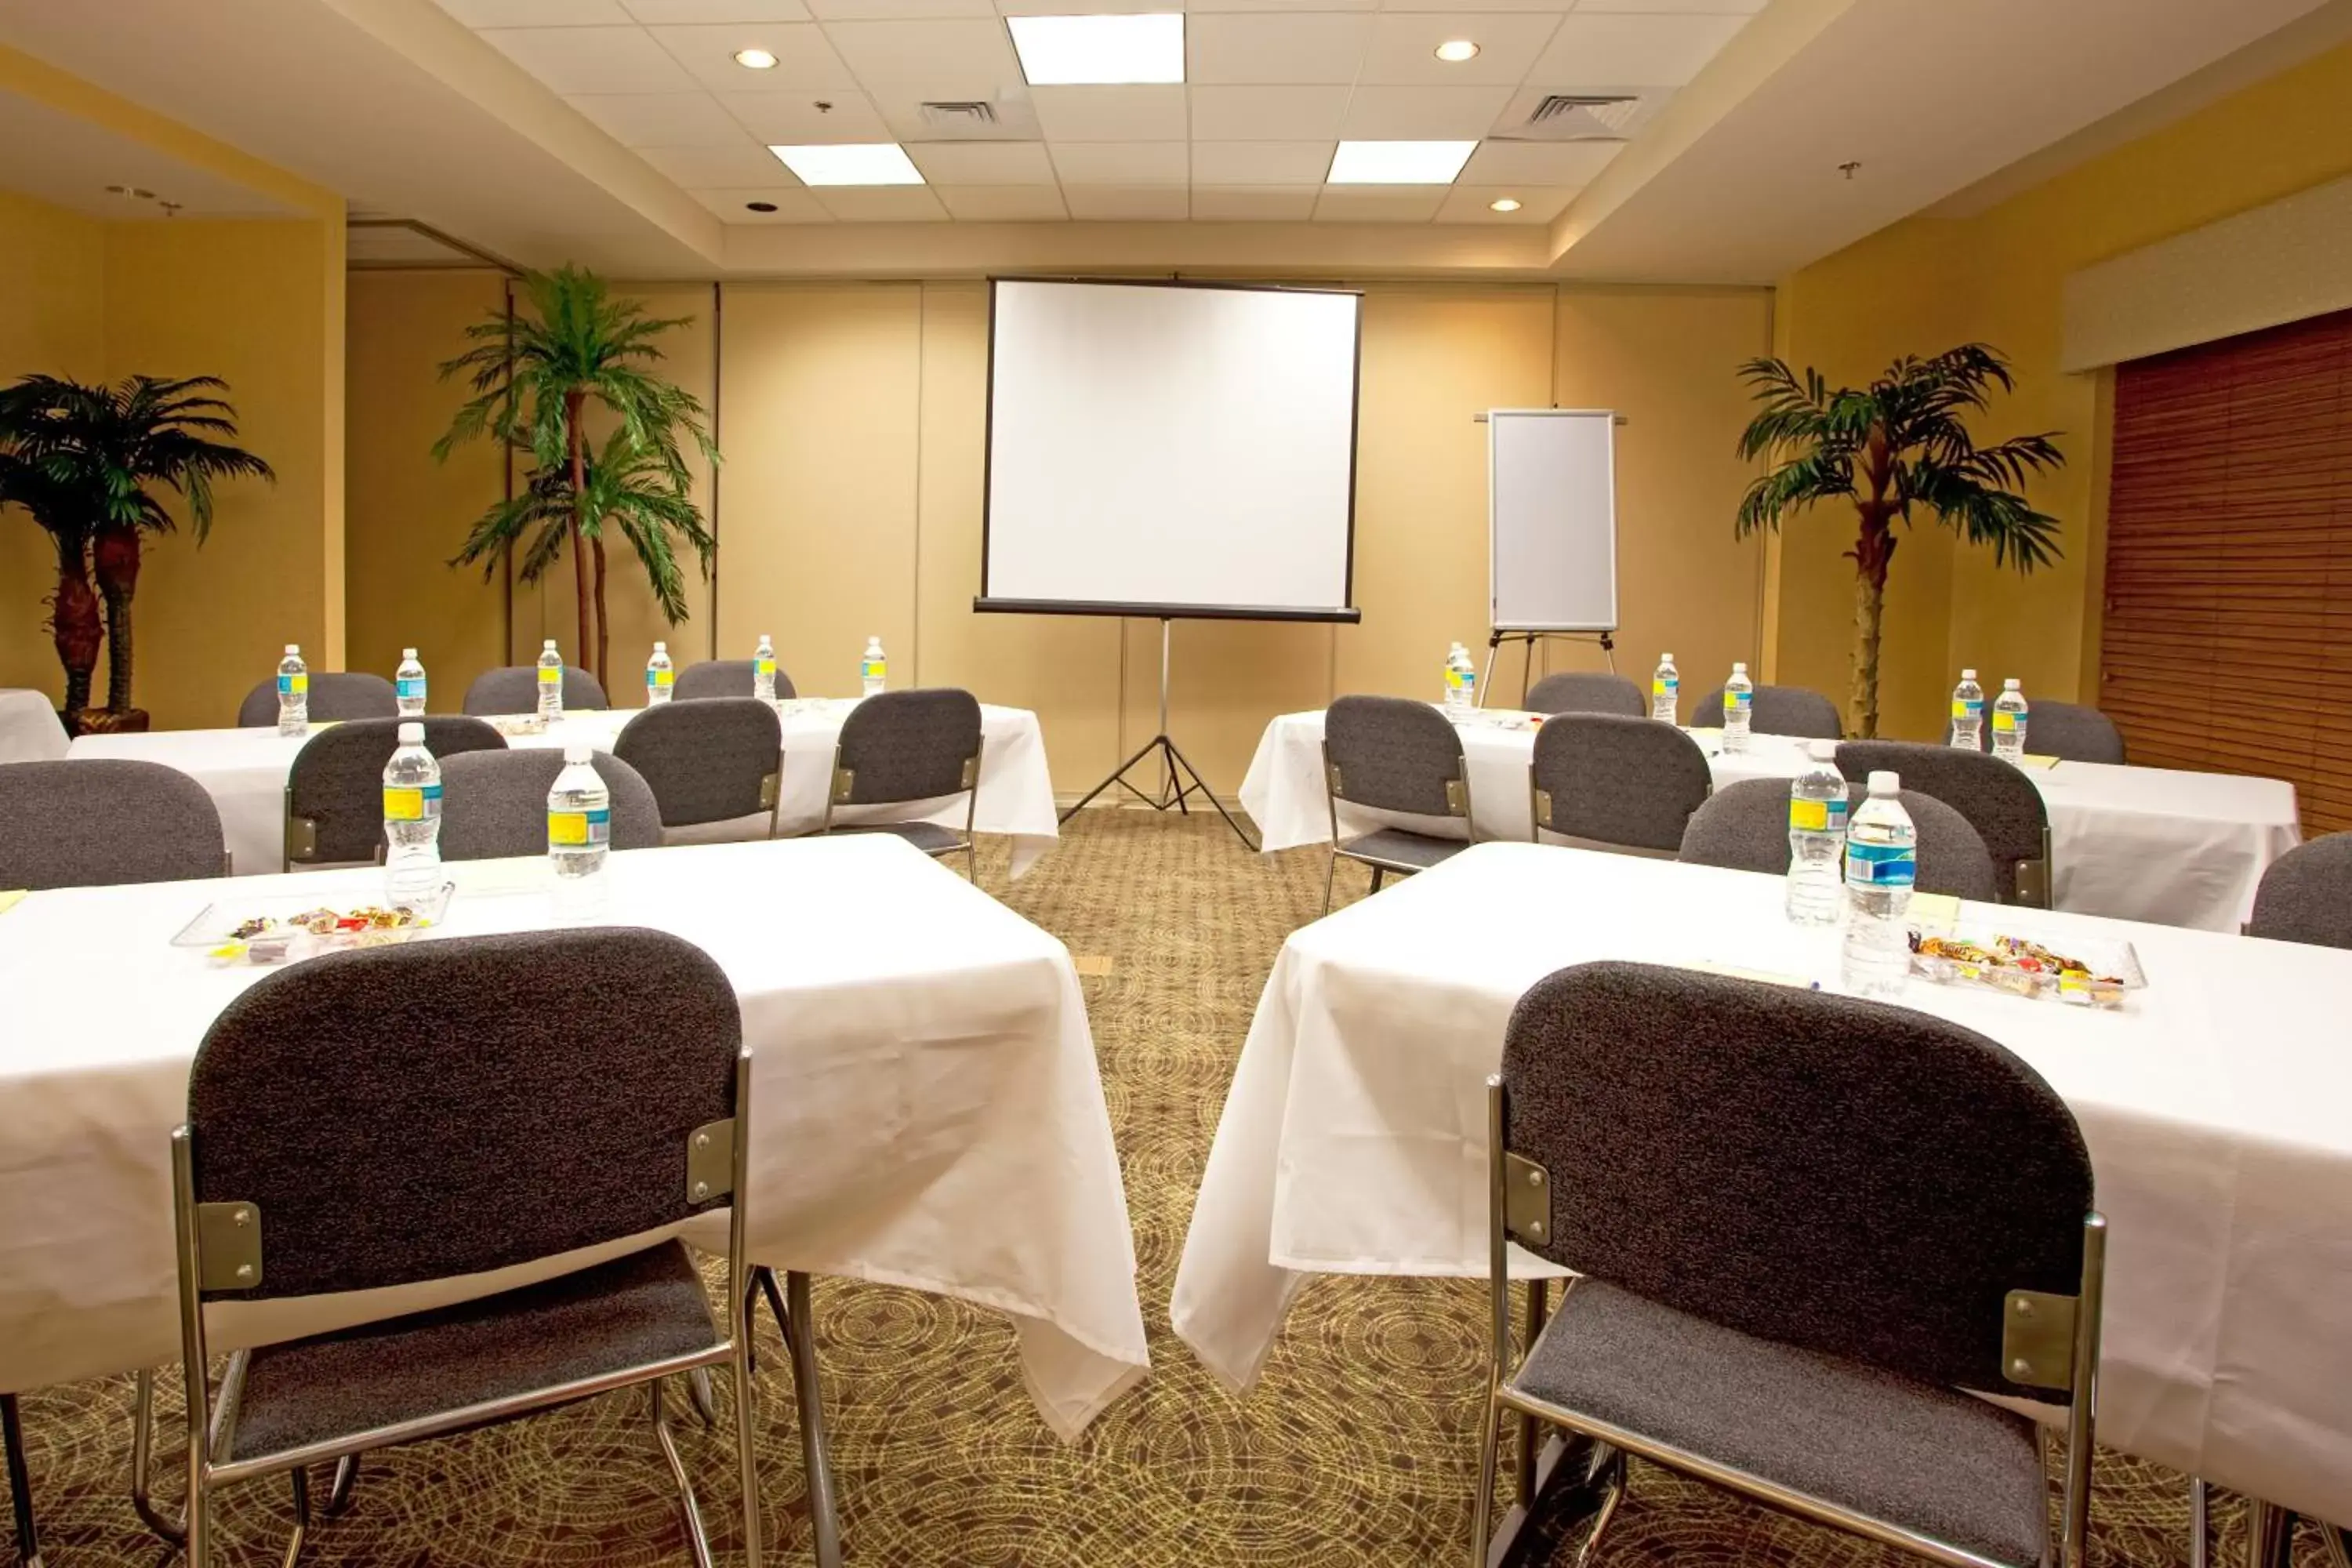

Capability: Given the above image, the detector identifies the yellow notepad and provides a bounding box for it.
[1907,892,1962,930]
[2017,753,2060,770]
[0,891,26,917]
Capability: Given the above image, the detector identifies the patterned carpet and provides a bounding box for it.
[9,808,2339,1566]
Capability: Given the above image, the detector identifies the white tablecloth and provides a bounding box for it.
[0,836,1145,1440]
[1170,843,2352,1521]
[1238,710,2302,931]
[0,689,68,764]
[67,698,1061,880]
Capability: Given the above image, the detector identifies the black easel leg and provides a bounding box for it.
[1160,737,1258,851]
[3,1394,41,1568]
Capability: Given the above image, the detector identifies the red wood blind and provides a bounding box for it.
[2102,307,2352,833]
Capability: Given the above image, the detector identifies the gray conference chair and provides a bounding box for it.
[1529,713,1711,855]
[236,672,397,728]
[1838,740,2052,907]
[1678,776,2000,902]
[163,927,840,1568]
[436,749,662,862]
[1475,960,2104,1568]
[818,688,985,882]
[676,659,797,703]
[460,664,608,716]
[1523,672,1646,720]
[283,716,505,870]
[2245,833,2352,950]
[613,697,782,839]
[1321,695,1477,914]
[1689,683,1842,739]
[1947,699,2127,766]
[0,759,229,887]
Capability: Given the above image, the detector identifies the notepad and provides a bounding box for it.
[2017,753,2060,770]
[0,891,26,917]
[1907,892,1962,931]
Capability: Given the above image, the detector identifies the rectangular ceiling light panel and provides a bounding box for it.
[1326,140,1476,184]
[770,143,927,186]
[1009,13,1185,86]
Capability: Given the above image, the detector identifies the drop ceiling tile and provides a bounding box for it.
[1062,183,1189,219]
[568,92,753,146]
[810,0,995,17]
[1338,82,1512,138]
[479,26,700,94]
[646,23,858,87]
[906,140,1057,183]
[1190,140,1332,185]
[822,18,1024,89]
[1189,184,1319,220]
[1030,85,1187,140]
[1187,85,1348,140]
[624,0,814,20]
[638,140,802,184]
[689,187,833,220]
[1456,138,1620,183]
[937,184,1071,218]
[812,185,951,219]
[1186,13,1373,83]
[1529,12,1749,85]
[441,0,631,24]
[1372,0,1583,11]
[1190,0,1374,12]
[997,0,1173,13]
[1433,182,1573,222]
[1051,140,1189,183]
[1573,0,1763,12]
[1357,13,1562,84]
[1312,183,1444,220]
[720,89,892,139]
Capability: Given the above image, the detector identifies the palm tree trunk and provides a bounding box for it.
[49,532,100,717]
[564,389,594,681]
[591,530,610,691]
[1850,561,1885,740]
[93,526,143,714]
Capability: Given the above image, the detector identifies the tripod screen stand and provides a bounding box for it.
[1483,629,1616,708]
[1058,618,1260,851]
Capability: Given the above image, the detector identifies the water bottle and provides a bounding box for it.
[535,639,564,721]
[547,743,611,885]
[1950,669,1984,750]
[1454,646,1477,710]
[276,645,307,736]
[1722,661,1755,753]
[382,721,443,905]
[862,636,887,698]
[1439,644,1461,713]
[1785,760,1849,925]
[1991,678,2029,761]
[1841,771,1917,1001]
[1650,652,1679,724]
[394,648,426,717]
[645,641,674,706]
[753,633,778,704]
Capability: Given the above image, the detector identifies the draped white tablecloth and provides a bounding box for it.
[68,698,1061,879]
[0,689,68,764]
[1238,709,2302,931]
[1170,843,2352,1522]
[0,836,1146,1440]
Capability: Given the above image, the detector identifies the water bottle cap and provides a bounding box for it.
[1867,770,1900,796]
[397,721,424,744]
[564,743,593,764]
[653,641,666,652]
[1961,668,1976,680]
[1732,661,1748,673]
[2004,677,2021,688]
[402,648,417,659]
[284,644,299,655]
[543,639,557,650]
[1659,652,1671,662]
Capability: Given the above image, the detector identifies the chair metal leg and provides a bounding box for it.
[321,1455,359,1517]
[687,1368,718,1428]
[2190,1476,2209,1568]
[2245,1499,2292,1568]
[281,1465,311,1568]
[1470,1388,1501,1568]
[131,1367,188,1547]
[2,1394,40,1568]
[786,1272,844,1568]
[734,1300,765,1568]
[1322,851,1338,916]
[1368,866,1386,895]
[648,1381,717,1568]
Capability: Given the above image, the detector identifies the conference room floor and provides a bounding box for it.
[9,811,2336,1566]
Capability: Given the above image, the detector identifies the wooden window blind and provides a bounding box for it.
[2102,307,2352,833]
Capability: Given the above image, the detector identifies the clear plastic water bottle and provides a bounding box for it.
[862,636,887,698]
[1442,643,1477,715]
[394,648,426,717]
[547,742,611,884]
[276,645,308,736]
[1650,652,1679,724]
[753,633,778,704]
[1950,669,1984,751]
[645,641,674,706]
[1722,661,1755,753]
[382,720,443,905]
[1785,760,1849,925]
[1991,678,2029,762]
[1841,771,1917,1000]
[535,639,564,721]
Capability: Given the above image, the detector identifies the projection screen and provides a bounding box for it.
[978,278,1363,622]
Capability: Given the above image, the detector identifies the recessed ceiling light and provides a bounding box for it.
[1008,13,1185,85]
[769,143,926,187]
[1327,140,1476,186]
[1433,38,1479,63]
[746,201,779,212]
[1489,197,1521,212]
[733,47,778,69]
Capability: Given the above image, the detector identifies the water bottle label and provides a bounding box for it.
[396,677,425,702]
[383,782,442,823]
[1727,690,1751,713]
[1846,840,1915,887]
[548,808,611,848]
[1788,797,1848,833]
[648,667,673,689]
[1992,710,2020,732]
[1951,698,1983,719]
[279,673,307,695]
[1653,676,1677,698]
[537,665,561,685]
[755,657,775,678]
[862,659,885,681]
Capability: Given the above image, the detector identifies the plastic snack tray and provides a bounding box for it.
[171,884,456,966]
[1906,925,2145,1008]
[491,713,548,737]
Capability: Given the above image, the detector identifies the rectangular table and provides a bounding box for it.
[1239,708,2303,931]
[1170,843,2352,1522]
[0,835,1146,1440]
[69,698,1061,880]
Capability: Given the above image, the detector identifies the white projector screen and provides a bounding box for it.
[979,279,1363,622]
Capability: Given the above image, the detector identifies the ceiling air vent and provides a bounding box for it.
[910,97,1039,140]
[1490,92,1657,143]
[920,100,997,128]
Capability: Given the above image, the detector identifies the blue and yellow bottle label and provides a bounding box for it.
[648,667,674,689]
[1788,797,1848,833]
[1992,710,2020,732]
[548,807,610,848]
[755,657,775,679]
[396,677,425,702]
[1952,698,1983,720]
[862,658,886,682]
[279,673,307,695]
[383,783,441,822]
[1846,840,1916,887]
[537,664,561,685]
[1653,677,1677,698]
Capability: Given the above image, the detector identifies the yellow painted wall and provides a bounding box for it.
[1771,36,2352,740]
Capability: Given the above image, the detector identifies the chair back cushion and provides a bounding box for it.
[460,665,609,717]
[1531,713,1710,851]
[2247,832,2352,949]
[186,928,740,1300]
[1324,695,1465,817]
[0,759,227,887]
[613,698,781,827]
[1688,684,1842,739]
[437,749,662,862]
[1947,699,2126,766]
[1501,960,2092,1398]
[1524,672,1646,719]
[287,717,506,863]
[237,672,398,728]
[833,688,983,805]
[675,659,797,703]
[1676,777,1998,901]
[1837,740,2046,899]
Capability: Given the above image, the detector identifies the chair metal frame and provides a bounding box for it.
[2,1392,37,1568]
[818,735,985,884]
[1319,735,1476,915]
[1472,1075,2107,1568]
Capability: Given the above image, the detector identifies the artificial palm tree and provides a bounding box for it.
[1734,343,2065,738]
[0,416,100,717]
[434,266,717,684]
